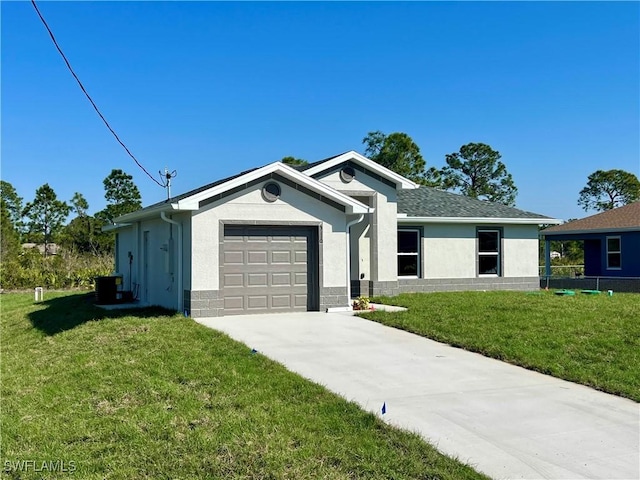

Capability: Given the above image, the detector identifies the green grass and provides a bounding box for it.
[1,292,487,479]
[364,291,640,402]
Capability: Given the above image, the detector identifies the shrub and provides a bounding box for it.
[0,249,112,290]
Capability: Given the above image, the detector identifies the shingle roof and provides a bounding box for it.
[398,187,554,220]
[132,166,261,213]
[543,202,640,234]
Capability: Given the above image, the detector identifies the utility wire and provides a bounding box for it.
[30,0,164,188]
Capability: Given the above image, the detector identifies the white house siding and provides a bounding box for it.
[125,217,178,310]
[316,168,398,285]
[421,223,540,279]
[503,225,540,277]
[190,180,349,296]
[423,224,477,279]
[114,228,135,286]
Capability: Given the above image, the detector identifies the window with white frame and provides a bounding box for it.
[397,230,420,277]
[606,236,621,269]
[477,229,501,276]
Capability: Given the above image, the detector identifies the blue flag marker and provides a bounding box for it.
[381,402,386,415]
[251,348,258,354]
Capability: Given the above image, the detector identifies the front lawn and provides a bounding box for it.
[364,291,640,402]
[1,292,487,479]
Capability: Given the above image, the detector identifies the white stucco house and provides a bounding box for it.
[107,151,561,317]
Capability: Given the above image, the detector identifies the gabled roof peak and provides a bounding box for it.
[302,151,419,190]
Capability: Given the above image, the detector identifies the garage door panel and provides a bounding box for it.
[271,272,291,286]
[271,295,292,308]
[247,273,268,287]
[224,296,244,311]
[222,225,316,315]
[293,272,307,286]
[271,251,291,263]
[223,273,244,287]
[247,295,268,309]
[223,251,244,264]
[247,251,268,264]
[294,294,307,307]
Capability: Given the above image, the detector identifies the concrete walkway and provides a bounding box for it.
[197,312,639,480]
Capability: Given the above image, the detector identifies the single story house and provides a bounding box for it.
[541,202,640,279]
[107,151,560,317]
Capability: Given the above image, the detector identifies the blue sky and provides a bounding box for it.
[2,1,639,222]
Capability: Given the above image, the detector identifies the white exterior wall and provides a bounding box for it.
[316,169,398,281]
[191,181,348,291]
[423,224,477,278]
[114,229,134,281]
[422,223,540,279]
[503,225,540,277]
[113,212,192,311]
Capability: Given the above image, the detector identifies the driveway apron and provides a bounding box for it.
[197,312,639,480]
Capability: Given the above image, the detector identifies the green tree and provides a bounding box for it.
[1,207,20,263]
[1,180,24,234]
[62,192,112,254]
[362,131,435,185]
[281,156,308,167]
[22,184,70,255]
[98,169,142,223]
[440,143,517,206]
[1,181,23,262]
[577,169,640,212]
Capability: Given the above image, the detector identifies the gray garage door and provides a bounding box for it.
[222,226,318,315]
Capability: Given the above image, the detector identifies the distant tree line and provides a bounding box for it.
[0,169,141,289]
[284,131,520,206]
[283,131,639,213]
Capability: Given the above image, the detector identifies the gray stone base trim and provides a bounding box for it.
[320,286,348,311]
[351,280,371,298]
[184,289,223,318]
[398,277,539,293]
[540,277,640,293]
[351,280,400,298]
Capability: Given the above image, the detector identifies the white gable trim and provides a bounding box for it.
[175,162,371,214]
[114,162,372,224]
[398,216,562,225]
[304,151,419,190]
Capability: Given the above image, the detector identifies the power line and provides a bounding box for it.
[30,0,165,188]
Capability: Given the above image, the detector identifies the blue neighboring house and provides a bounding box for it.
[542,202,640,278]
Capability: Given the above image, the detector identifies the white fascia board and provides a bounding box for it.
[542,226,640,236]
[176,162,372,214]
[304,150,419,190]
[397,216,563,225]
[101,222,132,232]
[113,202,189,224]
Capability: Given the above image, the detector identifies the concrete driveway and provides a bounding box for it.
[197,312,639,480]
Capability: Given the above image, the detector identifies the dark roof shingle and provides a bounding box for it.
[398,187,555,220]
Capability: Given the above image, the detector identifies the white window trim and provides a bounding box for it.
[606,235,622,270]
[397,229,421,278]
[478,229,501,277]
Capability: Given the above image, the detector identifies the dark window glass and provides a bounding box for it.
[479,256,499,275]
[398,231,418,253]
[478,231,499,252]
[262,182,281,202]
[607,237,620,252]
[608,253,621,269]
[398,255,418,276]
